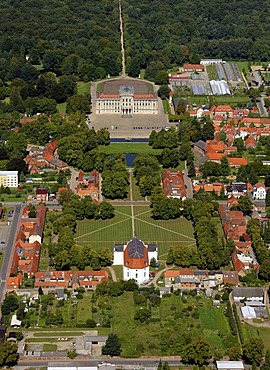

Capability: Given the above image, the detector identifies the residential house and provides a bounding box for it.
[252,182,267,200]
[7,274,23,290]
[25,141,69,174]
[0,171,18,188]
[225,182,248,198]
[245,135,257,148]
[75,334,108,356]
[77,169,99,202]
[193,182,223,195]
[232,287,264,303]
[222,271,239,286]
[162,170,186,199]
[36,188,49,202]
[218,205,247,242]
[231,247,259,276]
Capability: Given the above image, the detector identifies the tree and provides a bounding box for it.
[243,337,264,365]
[154,70,168,85]
[238,194,253,215]
[134,308,151,323]
[176,99,186,115]
[97,201,115,220]
[220,156,230,176]
[0,341,18,367]
[67,350,78,359]
[181,339,210,365]
[150,257,157,268]
[102,333,121,356]
[266,189,270,207]
[158,85,170,99]
[1,294,19,315]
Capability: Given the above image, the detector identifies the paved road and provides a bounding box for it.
[0,204,23,305]
[183,162,193,198]
[257,94,268,117]
[16,357,183,369]
[69,168,79,193]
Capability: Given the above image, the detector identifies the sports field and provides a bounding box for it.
[75,205,195,258]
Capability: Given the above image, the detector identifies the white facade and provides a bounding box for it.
[113,237,158,285]
[0,171,18,188]
[96,85,158,116]
[253,185,266,200]
[124,265,149,284]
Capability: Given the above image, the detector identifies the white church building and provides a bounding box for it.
[113,237,158,285]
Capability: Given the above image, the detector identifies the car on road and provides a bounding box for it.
[0,241,5,244]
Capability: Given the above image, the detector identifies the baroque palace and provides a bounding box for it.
[96,79,159,116]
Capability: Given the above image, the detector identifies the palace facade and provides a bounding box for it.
[96,79,159,116]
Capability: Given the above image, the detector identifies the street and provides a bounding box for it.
[0,204,23,305]
[16,357,183,369]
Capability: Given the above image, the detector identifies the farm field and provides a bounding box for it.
[75,205,195,258]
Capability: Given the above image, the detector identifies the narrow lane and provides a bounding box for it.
[0,204,23,306]
[119,0,126,76]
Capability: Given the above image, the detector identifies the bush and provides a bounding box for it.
[86,319,96,328]
[77,292,83,299]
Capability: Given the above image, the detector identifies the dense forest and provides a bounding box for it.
[0,0,122,80]
[124,0,270,77]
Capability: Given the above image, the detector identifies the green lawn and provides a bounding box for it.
[0,194,25,202]
[77,81,91,95]
[43,344,57,351]
[162,99,170,114]
[75,206,132,249]
[242,324,270,351]
[34,331,83,337]
[56,102,67,114]
[98,143,162,156]
[112,265,123,280]
[199,300,236,352]
[131,175,144,201]
[75,205,195,258]
[76,292,93,325]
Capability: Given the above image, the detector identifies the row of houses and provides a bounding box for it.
[7,269,109,291]
[218,203,260,276]
[164,268,239,289]
[9,204,46,280]
[194,138,248,168]
[25,141,69,174]
[193,181,267,200]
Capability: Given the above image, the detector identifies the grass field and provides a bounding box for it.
[99,143,162,156]
[56,102,67,114]
[242,324,270,351]
[77,81,91,95]
[131,175,144,201]
[162,99,170,114]
[200,300,235,352]
[75,205,195,258]
[43,344,57,351]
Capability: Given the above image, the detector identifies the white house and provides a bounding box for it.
[252,182,266,200]
[113,237,158,285]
